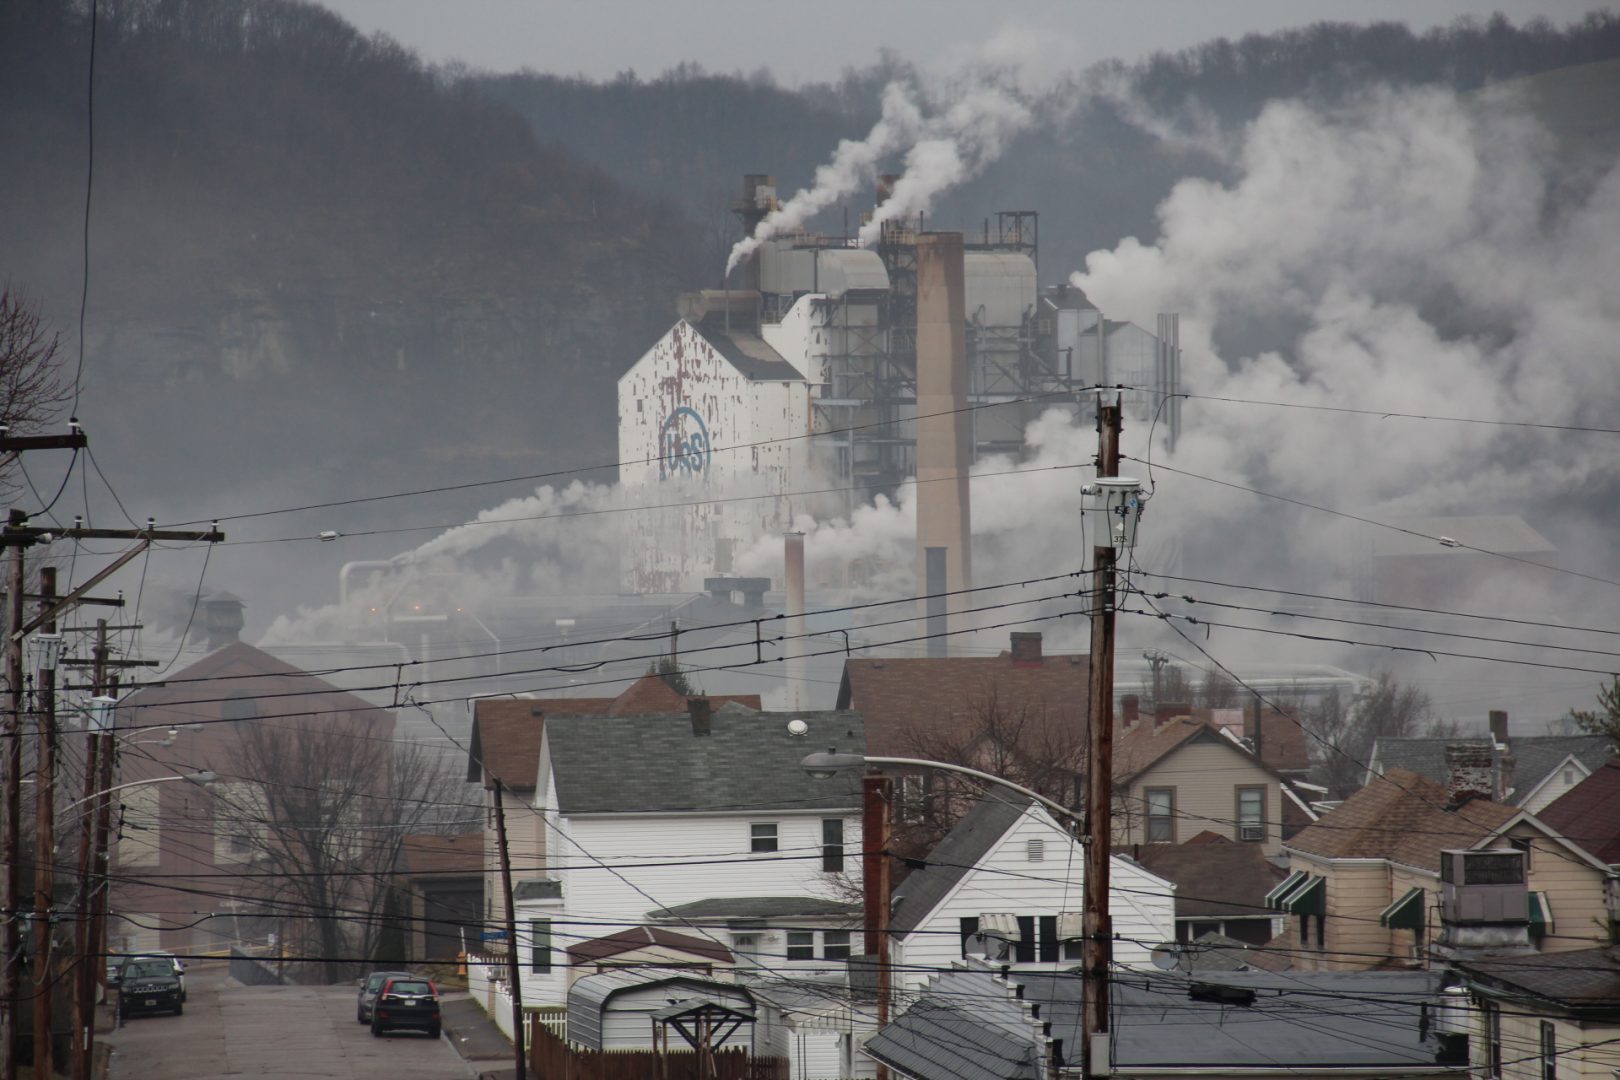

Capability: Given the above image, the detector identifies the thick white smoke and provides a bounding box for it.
[724,80,1035,276]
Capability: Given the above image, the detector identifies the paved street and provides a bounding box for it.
[106,960,475,1079]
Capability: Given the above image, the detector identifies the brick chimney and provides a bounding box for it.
[1121,695,1140,728]
[1445,743,1494,806]
[1010,632,1043,666]
[688,697,712,737]
[202,591,245,651]
[1155,703,1190,729]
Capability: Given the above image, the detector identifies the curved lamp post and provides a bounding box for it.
[63,771,216,815]
[799,751,1082,827]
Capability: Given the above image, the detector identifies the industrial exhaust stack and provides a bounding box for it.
[914,232,973,657]
[784,531,807,710]
[730,174,777,292]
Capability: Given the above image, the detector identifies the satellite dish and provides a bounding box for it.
[786,718,810,737]
[1150,943,1183,971]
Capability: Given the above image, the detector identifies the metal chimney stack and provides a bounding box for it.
[784,531,807,711]
[914,232,973,657]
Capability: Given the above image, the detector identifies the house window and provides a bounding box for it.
[823,931,852,961]
[822,819,844,872]
[1540,1021,1556,1080]
[1563,766,1574,786]
[750,823,779,853]
[786,931,815,961]
[1039,916,1059,963]
[1481,1000,1501,1076]
[1027,839,1045,863]
[1510,836,1533,870]
[1145,788,1175,843]
[959,917,980,958]
[530,919,552,974]
[1015,916,1036,964]
[1236,787,1265,842]
[898,774,930,823]
[229,832,252,855]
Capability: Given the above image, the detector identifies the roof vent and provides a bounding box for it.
[786,718,809,737]
[688,697,712,736]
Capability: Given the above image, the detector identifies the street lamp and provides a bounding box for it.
[62,771,217,814]
[799,751,1081,827]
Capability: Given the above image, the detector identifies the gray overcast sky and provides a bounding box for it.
[322,0,1609,84]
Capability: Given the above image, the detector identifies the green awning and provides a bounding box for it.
[1282,875,1326,916]
[1379,887,1426,931]
[1266,871,1309,911]
[1528,892,1554,938]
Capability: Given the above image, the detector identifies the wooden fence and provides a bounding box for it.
[529,1018,787,1080]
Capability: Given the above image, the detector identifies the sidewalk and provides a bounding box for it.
[439,993,516,1063]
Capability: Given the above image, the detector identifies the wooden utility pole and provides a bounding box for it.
[71,620,110,1080]
[492,782,525,1080]
[31,567,59,1079]
[862,775,893,1080]
[1082,399,1122,1078]
[2,515,25,1080]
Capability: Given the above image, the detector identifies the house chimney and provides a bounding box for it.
[1488,710,1509,746]
[202,591,245,651]
[1247,698,1265,763]
[1121,695,1140,727]
[1155,703,1190,729]
[688,697,712,737]
[1445,743,1494,806]
[914,232,972,658]
[1010,632,1043,666]
[783,532,807,711]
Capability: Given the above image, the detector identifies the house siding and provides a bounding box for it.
[1123,739,1283,857]
[1501,826,1613,951]
[1519,760,1589,815]
[1483,1010,1620,1080]
[894,804,1175,992]
[1286,854,1393,971]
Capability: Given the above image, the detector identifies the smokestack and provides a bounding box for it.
[1445,743,1494,806]
[784,532,807,711]
[915,232,973,657]
[1010,632,1043,666]
[202,591,245,651]
[688,697,712,737]
[733,174,776,292]
[1121,695,1140,728]
[1488,710,1509,746]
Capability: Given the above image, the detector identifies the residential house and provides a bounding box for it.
[1454,946,1620,1080]
[1368,711,1611,813]
[465,674,760,930]
[864,962,1468,1080]
[1133,833,1286,946]
[1276,760,1616,972]
[515,702,865,1010]
[887,793,1176,992]
[108,605,396,960]
[398,833,483,962]
[1537,757,1620,936]
[1113,701,1317,858]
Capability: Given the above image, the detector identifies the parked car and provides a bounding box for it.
[356,969,412,1024]
[139,951,188,1001]
[370,976,441,1038]
[117,958,184,1019]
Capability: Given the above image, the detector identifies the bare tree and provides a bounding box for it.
[895,688,1085,859]
[1302,671,1448,798]
[221,714,470,982]
[0,288,70,495]
[1197,668,1241,709]
[1568,677,1620,751]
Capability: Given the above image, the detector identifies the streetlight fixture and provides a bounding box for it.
[62,771,217,814]
[800,751,1081,827]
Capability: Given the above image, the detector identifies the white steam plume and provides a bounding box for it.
[724,83,924,277]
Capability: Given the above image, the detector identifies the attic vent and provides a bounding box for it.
[1027,839,1045,863]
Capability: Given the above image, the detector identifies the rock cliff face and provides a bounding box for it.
[0,0,703,515]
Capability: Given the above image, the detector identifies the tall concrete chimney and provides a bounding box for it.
[784,532,807,711]
[914,232,973,657]
[733,174,776,292]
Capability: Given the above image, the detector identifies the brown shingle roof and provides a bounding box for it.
[1134,837,1287,919]
[1113,715,1210,782]
[400,834,483,877]
[467,676,761,790]
[837,647,1089,757]
[1285,767,1516,871]
[1537,757,1620,864]
[566,926,734,965]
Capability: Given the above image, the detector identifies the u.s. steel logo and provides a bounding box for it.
[658,406,711,480]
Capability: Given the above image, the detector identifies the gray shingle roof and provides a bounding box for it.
[545,707,864,815]
[890,793,1029,938]
[646,896,858,921]
[1458,945,1620,1013]
[864,967,1044,1080]
[691,322,804,380]
[1370,735,1612,804]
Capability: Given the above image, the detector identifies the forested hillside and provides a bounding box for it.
[0,0,701,527]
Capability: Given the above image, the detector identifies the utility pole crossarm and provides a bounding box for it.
[14,540,150,639]
[0,433,89,453]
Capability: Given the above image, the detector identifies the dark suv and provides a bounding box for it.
[357,969,412,1024]
[370,976,441,1038]
[117,958,184,1019]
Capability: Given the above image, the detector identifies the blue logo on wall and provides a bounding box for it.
[658,406,711,480]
